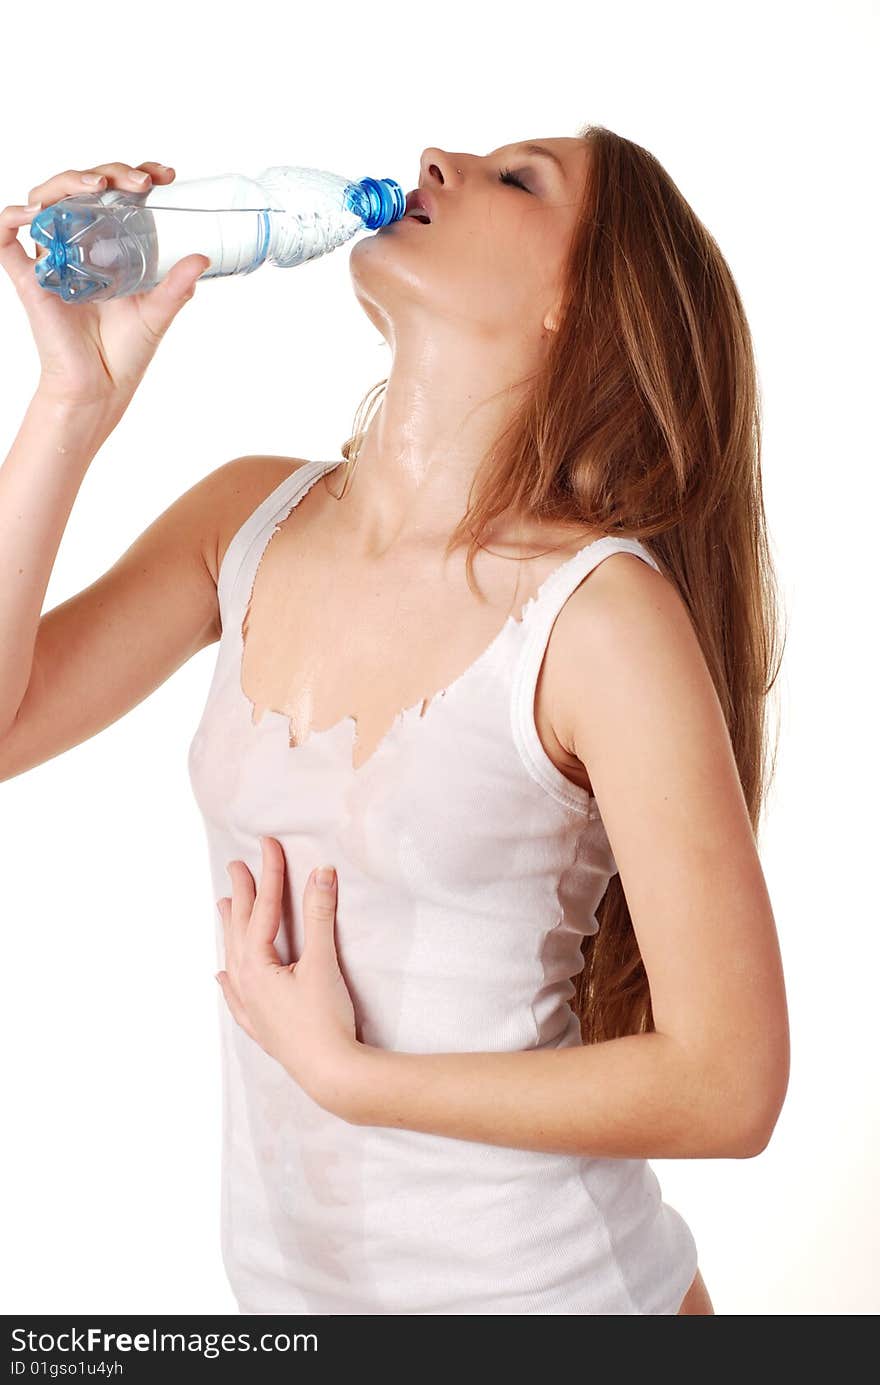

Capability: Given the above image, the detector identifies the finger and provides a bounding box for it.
[226,857,257,933]
[216,895,236,975]
[87,161,178,192]
[136,251,211,330]
[248,837,286,962]
[0,202,43,293]
[215,971,259,1043]
[302,865,339,960]
[25,161,176,209]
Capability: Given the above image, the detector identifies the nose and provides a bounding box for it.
[419,148,465,187]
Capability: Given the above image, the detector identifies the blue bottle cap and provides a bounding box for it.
[346,177,406,229]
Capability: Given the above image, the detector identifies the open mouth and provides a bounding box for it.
[403,189,434,225]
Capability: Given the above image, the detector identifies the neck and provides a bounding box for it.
[331,325,543,558]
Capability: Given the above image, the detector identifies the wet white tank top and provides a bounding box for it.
[187,457,699,1315]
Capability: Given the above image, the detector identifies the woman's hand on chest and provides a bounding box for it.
[215,836,363,1112]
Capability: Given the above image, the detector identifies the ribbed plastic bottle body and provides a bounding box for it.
[258,167,367,266]
[29,166,404,303]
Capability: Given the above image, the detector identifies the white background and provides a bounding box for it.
[0,0,876,1316]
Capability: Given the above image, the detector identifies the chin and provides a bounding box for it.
[349,230,403,289]
[350,235,430,318]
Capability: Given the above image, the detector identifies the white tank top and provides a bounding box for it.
[187,456,699,1315]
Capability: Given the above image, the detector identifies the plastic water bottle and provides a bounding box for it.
[29,165,406,304]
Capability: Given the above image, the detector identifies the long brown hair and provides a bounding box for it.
[336,124,787,1044]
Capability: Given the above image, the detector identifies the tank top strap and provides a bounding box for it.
[509,534,662,814]
[216,457,344,633]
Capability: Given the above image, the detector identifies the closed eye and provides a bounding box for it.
[498,166,531,192]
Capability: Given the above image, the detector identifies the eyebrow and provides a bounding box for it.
[513,143,567,181]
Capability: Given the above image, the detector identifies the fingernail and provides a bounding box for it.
[315,865,336,889]
[214,973,222,986]
[82,173,104,185]
[131,171,150,183]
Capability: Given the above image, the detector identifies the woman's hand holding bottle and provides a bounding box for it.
[0,160,210,413]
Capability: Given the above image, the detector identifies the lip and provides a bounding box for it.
[403,187,435,224]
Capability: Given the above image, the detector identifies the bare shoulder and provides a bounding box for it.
[205,454,314,588]
[546,547,696,758]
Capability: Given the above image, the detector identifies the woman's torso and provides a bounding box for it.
[188,455,700,1315]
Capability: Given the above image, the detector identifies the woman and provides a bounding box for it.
[0,125,788,1315]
